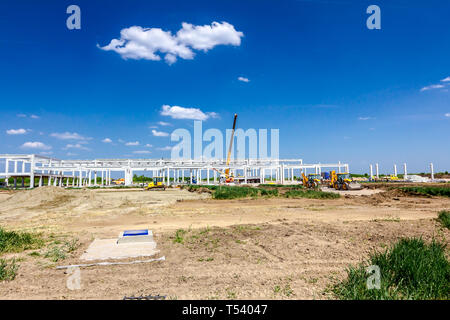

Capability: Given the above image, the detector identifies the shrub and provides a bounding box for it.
[332,238,450,300]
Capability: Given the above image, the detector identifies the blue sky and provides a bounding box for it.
[0,0,449,173]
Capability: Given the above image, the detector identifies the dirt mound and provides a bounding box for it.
[2,186,76,208]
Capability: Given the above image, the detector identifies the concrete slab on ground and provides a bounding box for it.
[80,238,159,261]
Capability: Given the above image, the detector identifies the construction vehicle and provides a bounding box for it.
[214,114,238,184]
[329,171,362,190]
[112,178,125,185]
[302,173,322,188]
[145,177,166,190]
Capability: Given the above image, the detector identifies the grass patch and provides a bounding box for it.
[259,184,303,189]
[43,239,80,262]
[400,186,450,198]
[174,229,187,244]
[212,186,259,199]
[0,227,44,254]
[437,210,450,229]
[0,258,19,281]
[284,189,340,199]
[332,238,450,300]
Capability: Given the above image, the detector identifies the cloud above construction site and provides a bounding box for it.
[160,105,218,121]
[98,21,244,64]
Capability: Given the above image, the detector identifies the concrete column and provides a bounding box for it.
[94,171,97,186]
[244,166,247,184]
[4,159,9,186]
[79,170,82,187]
[30,155,35,188]
[261,168,265,184]
[375,163,379,179]
[39,176,43,187]
[14,161,18,174]
[101,170,104,186]
[370,164,373,179]
[394,164,397,177]
[190,169,193,184]
[338,161,341,173]
[207,168,210,184]
[213,170,216,184]
[22,161,26,173]
[430,163,434,180]
[72,171,75,187]
[53,171,58,186]
[403,163,408,180]
[48,175,52,186]
[88,170,92,186]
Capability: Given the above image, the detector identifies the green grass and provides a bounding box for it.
[174,229,187,244]
[186,184,339,200]
[332,238,450,300]
[400,186,450,198]
[284,189,340,199]
[437,210,450,229]
[43,239,80,262]
[259,184,303,189]
[0,258,19,281]
[0,227,44,254]
[212,186,260,199]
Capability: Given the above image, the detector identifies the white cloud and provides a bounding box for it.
[16,114,40,119]
[63,143,90,151]
[66,152,78,156]
[145,144,153,147]
[125,141,140,146]
[21,142,52,150]
[421,84,445,91]
[358,117,374,121]
[50,132,91,141]
[441,77,450,82]
[238,76,250,82]
[6,128,28,135]
[39,151,53,156]
[158,121,171,126]
[98,21,243,64]
[160,104,217,121]
[157,146,172,151]
[133,150,151,154]
[445,113,450,117]
[152,129,169,137]
[102,138,112,143]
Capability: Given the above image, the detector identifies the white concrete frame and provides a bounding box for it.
[0,154,349,188]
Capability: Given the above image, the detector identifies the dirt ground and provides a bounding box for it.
[0,185,449,300]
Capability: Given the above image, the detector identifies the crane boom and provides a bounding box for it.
[225,114,237,176]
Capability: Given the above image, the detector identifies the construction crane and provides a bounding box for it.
[214,114,237,184]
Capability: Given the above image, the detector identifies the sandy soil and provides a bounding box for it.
[0,185,448,300]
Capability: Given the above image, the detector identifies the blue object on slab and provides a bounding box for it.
[123,229,149,237]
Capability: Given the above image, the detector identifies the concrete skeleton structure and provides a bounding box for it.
[0,154,350,188]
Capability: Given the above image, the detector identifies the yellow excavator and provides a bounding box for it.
[145,177,166,190]
[215,114,238,184]
[302,173,322,188]
[329,171,362,190]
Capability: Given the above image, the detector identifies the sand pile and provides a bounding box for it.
[1,186,75,208]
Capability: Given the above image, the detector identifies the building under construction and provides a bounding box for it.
[0,154,349,188]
